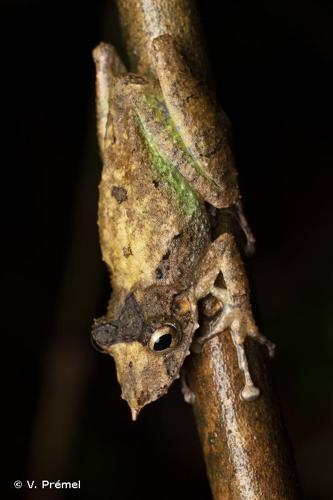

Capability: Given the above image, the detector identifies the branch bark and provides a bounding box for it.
[115,1,300,498]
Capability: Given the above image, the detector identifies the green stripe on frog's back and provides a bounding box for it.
[141,90,220,190]
[136,112,200,216]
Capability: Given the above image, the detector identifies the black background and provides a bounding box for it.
[2,0,333,499]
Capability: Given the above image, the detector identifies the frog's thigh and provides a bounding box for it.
[194,233,248,300]
[93,42,126,155]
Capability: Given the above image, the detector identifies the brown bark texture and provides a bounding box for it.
[115,0,300,498]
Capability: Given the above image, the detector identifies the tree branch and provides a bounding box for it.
[115,0,300,497]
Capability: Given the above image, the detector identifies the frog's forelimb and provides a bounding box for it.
[192,233,275,401]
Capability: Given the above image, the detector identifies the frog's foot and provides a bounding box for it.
[195,286,275,401]
[180,369,196,404]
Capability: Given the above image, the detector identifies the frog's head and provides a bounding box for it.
[92,287,198,419]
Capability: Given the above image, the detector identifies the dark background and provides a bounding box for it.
[2,0,333,499]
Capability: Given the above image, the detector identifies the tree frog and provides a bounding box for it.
[92,35,274,420]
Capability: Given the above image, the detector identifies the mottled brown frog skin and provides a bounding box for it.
[92,35,274,420]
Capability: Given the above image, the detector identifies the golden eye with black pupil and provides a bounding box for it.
[149,325,178,352]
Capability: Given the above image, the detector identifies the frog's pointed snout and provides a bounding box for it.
[129,405,141,421]
[119,383,143,420]
[130,407,139,421]
[108,341,177,420]
[120,386,146,421]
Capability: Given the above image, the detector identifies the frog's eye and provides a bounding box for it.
[149,325,179,352]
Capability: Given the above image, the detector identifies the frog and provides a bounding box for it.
[91,34,275,420]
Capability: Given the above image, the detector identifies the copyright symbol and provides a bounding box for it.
[14,480,22,489]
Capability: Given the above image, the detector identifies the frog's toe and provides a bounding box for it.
[267,341,276,358]
[180,369,196,404]
[245,238,256,257]
[241,384,260,402]
[184,389,196,405]
[247,326,276,358]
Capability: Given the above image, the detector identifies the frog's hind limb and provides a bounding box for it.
[150,34,239,209]
[193,233,275,401]
[150,35,256,255]
[92,42,126,157]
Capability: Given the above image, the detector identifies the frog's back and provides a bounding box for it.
[99,116,209,294]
